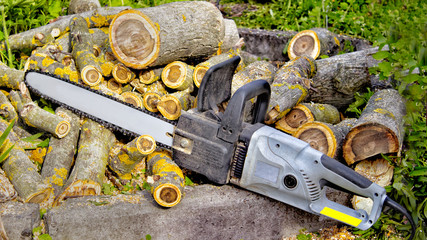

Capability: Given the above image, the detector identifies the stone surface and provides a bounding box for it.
[0,201,41,240]
[45,184,350,240]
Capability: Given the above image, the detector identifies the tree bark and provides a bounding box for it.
[109,2,225,69]
[70,16,103,86]
[146,150,184,208]
[1,6,129,52]
[108,135,156,180]
[2,147,53,203]
[41,108,81,196]
[0,168,17,203]
[55,119,115,204]
[220,19,240,54]
[265,56,315,124]
[343,89,406,165]
[275,103,340,134]
[161,61,194,91]
[231,60,277,95]
[69,0,101,14]
[287,28,341,60]
[0,91,18,122]
[308,47,382,110]
[0,61,23,90]
[292,118,357,159]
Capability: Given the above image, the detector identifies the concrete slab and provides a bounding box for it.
[45,184,350,240]
[0,201,41,240]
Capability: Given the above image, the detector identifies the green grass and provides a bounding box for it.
[1,0,425,239]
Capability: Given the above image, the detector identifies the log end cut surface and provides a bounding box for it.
[276,105,313,134]
[294,122,336,158]
[143,92,160,112]
[193,66,208,88]
[157,95,181,120]
[288,30,320,60]
[81,66,103,86]
[136,135,156,154]
[343,123,399,165]
[55,121,71,138]
[109,9,160,69]
[153,183,182,208]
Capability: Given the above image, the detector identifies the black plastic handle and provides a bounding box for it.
[217,80,271,143]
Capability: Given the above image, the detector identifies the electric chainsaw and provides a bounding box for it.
[24,56,415,238]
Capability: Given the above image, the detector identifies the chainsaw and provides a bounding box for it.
[24,56,415,238]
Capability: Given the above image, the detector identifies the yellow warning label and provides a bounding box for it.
[320,207,362,227]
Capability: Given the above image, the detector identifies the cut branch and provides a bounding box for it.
[147,150,184,208]
[161,61,194,91]
[157,89,195,120]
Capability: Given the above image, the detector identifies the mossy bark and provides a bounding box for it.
[41,108,81,196]
[343,89,406,165]
[0,61,23,90]
[55,119,115,203]
[2,147,53,203]
[146,150,184,208]
[108,135,156,179]
[70,16,103,86]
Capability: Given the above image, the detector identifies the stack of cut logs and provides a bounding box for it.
[0,1,405,215]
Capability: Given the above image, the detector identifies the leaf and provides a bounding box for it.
[378,61,393,76]
[372,51,390,60]
[36,138,50,148]
[184,176,194,186]
[145,234,152,240]
[47,0,61,18]
[39,234,53,240]
[88,200,109,206]
[21,133,43,142]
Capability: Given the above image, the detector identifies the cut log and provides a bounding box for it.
[108,135,156,180]
[112,63,136,84]
[0,91,18,122]
[1,7,129,52]
[0,61,23,90]
[41,108,81,196]
[308,47,382,110]
[109,2,225,69]
[157,89,195,120]
[0,168,17,203]
[343,89,406,165]
[2,147,53,203]
[70,16,103,86]
[69,0,101,14]
[265,56,315,124]
[220,19,240,54]
[138,67,163,85]
[146,150,184,208]
[292,118,357,159]
[138,81,168,113]
[161,61,194,91]
[106,79,122,94]
[193,51,242,88]
[275,103,340,134]
[55,119,115,204]
[18,84,70,138]
[231,60,277,95]
[120,91,144,109]
[287,28,340,60]
[351,158,394,214]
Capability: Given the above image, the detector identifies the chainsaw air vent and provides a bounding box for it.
[300,170,321,201]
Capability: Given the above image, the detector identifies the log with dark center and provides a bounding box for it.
[120,91,144,109]
[293,118,357,159]
[139,68,163,85]
[343,89,406,165]
[146,150,184,208]
[276,103,340,134]
[112,63,136,84]
[157,89,195,120]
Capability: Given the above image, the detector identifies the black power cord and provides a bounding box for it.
[384,196,416,240]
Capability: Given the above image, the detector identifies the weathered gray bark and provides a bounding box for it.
[0,62,23,90]
[308,47,382,110]
[69,0,101,14]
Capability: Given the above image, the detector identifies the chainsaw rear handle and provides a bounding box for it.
[218,79,270,143]
[237,126,387,230]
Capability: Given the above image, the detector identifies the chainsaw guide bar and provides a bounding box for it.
[24,70,177,150]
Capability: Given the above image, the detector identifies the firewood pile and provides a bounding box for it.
[0,0,405,220]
